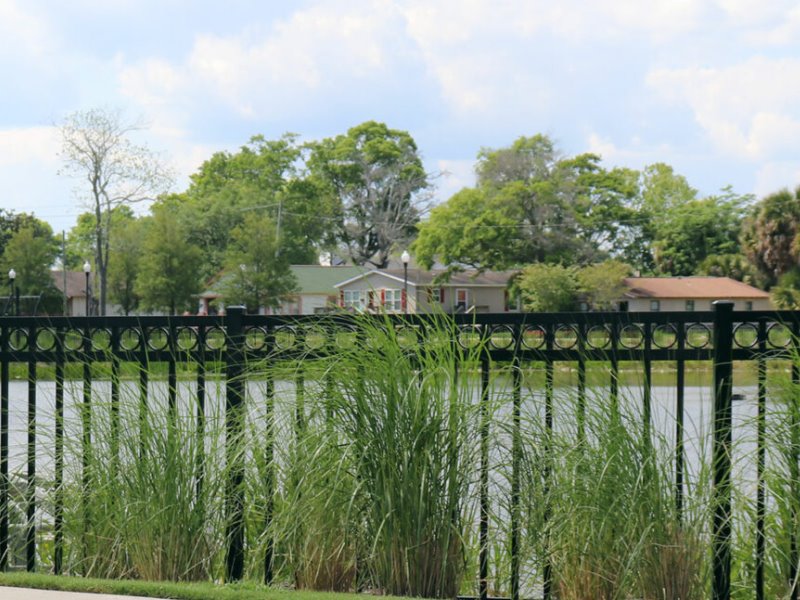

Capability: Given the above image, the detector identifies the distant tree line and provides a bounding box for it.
[4,107,800,315]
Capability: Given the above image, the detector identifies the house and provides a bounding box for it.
[334,268,518,314]
[51,271,123,316]
[620,277,771,312]
[198,265,369,315]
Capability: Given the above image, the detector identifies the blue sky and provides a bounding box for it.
[2,0,800,234]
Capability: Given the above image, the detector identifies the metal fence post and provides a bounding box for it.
[225,306,247,582]
[712,300,734,600]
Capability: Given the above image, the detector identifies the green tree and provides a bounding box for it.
[516,263,578,311]
[415,135,636,271]
[108,218,144,315]
[0,224,60,313]
[741,187,800,288]
[219,214,297,313]
[59,107,173,314]
[652,191,746,276]
[308,121,429,267]
[168,134,334,281]
[577,260,631,310]
[0,210,56,260]
[621,163,699,272]
[698,253,757,284]
[136,210,202,315]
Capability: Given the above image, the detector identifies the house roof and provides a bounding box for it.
[291,265,369,294]
[200,264,370,299]
[623,277,770,300]
[335,268,517,288]
[51,271,86,299]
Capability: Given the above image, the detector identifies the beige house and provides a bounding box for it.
[198,265,369,315]
[334,269,518,314]
[620,277,771,312]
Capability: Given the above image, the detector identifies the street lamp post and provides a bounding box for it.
[8,269,16,316]
[83,261,91,317]
[401,250,410,315]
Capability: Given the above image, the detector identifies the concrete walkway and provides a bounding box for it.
[0,587,155,600]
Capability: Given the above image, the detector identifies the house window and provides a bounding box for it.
[427,287,443,303]
[685,300,695,311]
[456,289,468,311]
[343,290,366,311]
[650,300,660,312]
[579,302,589,312]
[745,301,753,311]
[384,289,402,312]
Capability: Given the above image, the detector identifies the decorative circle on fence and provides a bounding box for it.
[396,326,418,349]
[244,327,266,351]
[146,327,169,351]
[587,325,610,349]
[653,324,677,349]
[458,326,482,349]
[177,327,199,351]
[489,325,514,350]
[767,323,792,349]
[334,327,358,350]
[521,326,546,350]
[35,328,56,352]
[205,327,226,351]
[64,329,84,352]
[686,324,711,349]
[733,323,758,349]
[273,326,296,351]
[120,328,141,351]
[554,325,578,350]
[304,326,327,350]
[8,328,28,351]
[91,329,112,352]
[619,325,644,349]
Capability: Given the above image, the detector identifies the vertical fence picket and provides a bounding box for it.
[791,321,800,600]
[675,320,686,522]
[224,306,246,582]
[510,349,521,600]
[479,353,490,600]
[0,325,8,571]
[712,300,734,600]
[54,327,65,575]
[264,363,275,586]
[81,321,92,570]
[195,330,206,504]
[543,348,554,600]
[756,319,767,600]
[25,344,35,572]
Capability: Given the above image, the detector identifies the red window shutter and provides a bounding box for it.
[439,288,445,303]
[504,290,509,312]
[380,289,386,305]
[339,290,344,307]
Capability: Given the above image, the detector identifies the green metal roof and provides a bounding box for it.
[290,265,369,294]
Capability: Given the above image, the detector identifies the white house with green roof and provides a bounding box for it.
[198,265,369,315]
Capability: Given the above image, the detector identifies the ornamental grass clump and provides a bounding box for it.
[300,315,482,598]
[59,373,226,581]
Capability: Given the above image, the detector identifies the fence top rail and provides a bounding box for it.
[0,309,795,363]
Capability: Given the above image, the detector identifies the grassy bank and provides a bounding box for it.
[0,572,386,600]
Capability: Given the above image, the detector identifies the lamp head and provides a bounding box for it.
[83,261,91,274]
[7,268,15,281]
[401,250,410,265]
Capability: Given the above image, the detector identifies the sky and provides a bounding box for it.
[2,0,800,234]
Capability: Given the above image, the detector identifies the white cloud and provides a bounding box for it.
[119,0,403,120]
[0,126,60,166]
[0,0,53,58]
[647,57,800,160]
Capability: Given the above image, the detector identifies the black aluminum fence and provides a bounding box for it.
[0,302,797,600]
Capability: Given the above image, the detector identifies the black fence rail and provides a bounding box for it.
[0,302,797,600]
